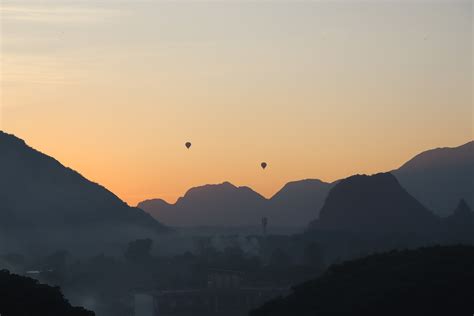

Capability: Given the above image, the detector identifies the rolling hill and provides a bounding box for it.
[250,245,474,316]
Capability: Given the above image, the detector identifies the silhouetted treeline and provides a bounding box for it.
[0,236,325,316]
[250,245,474,316]
[0,269,94,316]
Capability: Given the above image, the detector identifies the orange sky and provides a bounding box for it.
[1,0,472,205]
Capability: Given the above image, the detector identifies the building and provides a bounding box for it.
[133,269,288,316]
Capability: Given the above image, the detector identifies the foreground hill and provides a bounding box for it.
[0,131,168,253]
[311,173,439,233]
[138,179,333,227]
[251,245,474,316]
[394,141,474,216]
[0,269,94,316]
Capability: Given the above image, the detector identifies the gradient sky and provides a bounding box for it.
[1,0,472,205]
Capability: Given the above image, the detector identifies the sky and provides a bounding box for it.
[1,0,472,205]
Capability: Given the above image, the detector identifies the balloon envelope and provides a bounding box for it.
[261,162,267,169]
[185,142,192,149]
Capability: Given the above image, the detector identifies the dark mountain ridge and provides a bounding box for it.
[268,179,334,226]
[139,182,268,226]
[0,131,168,254]
[138,179,333,227]
[443,199,474,241]
[311,173,440,233]
[251,245,474,316]
[394,140,474,216]
[139,140,473,229]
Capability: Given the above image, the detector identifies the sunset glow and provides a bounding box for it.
[1,0,472,205]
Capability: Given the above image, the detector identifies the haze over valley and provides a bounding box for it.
[0,0,472,315]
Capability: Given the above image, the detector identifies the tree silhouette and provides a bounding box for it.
[0,269,94,316]
[124,238,153,264]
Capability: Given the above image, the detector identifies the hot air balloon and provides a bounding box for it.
[261,162,267,170]
[185,142,192,149]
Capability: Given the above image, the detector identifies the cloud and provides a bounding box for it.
[1,54,86,86]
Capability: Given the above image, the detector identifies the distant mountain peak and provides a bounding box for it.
[341,172,398,185]
[138,198,172,207]
[444,198,474,235]
[397,140,473,171]
[285,178,328,186]
[394,140,474,216]
[181,181,265,200]
[140,178,333,227]
[313,172,438,233]
[185,181,236,193]
[275,178,329,192]
[453,199,472,216]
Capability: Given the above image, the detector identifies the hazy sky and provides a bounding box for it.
[1,0,472,205]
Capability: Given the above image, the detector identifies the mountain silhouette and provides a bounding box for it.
[393,141,474,216]
[139,182,267,226]
[443,199,474,241]
[138,179,332,227]
[268,179,333,225]
[0,269,94,316]
[0,131,168,253]
[139,141,473,228]
[311,173,439,233]
[250,245,474,316]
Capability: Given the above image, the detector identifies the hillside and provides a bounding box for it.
[139,182,267,226]
[251,245,474,316]
[268,179,333,225]
[0,269,94,316]
[394,141,474,216]
[312,173,439,233]
[138,179,332,227]
[0,131,168,253]
[138,141,474,228]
